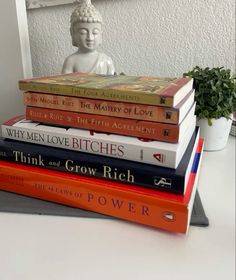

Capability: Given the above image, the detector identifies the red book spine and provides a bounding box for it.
[26,106,180,142]
[0,158,197,234]
[0,137,203,234]
[24,92,179,123]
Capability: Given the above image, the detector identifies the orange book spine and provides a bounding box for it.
[24,92,179,123]
[26,106,180,142]
[0,161,190,233]
[0,139,203,234]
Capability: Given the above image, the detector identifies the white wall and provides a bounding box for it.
[0,0,32,133]
[27,0,235,77]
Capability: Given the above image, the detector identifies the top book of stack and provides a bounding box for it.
[19,73,193,107]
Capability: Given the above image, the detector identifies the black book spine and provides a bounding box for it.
[0,130,198,194]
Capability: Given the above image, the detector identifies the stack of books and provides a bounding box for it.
[0,73,204,234]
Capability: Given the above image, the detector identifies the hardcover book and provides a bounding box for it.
[0,138,204,234]
[1,114,196,168]
[0,127,199,194]
[23,89,195,124]
[25,103,196,142]
[19,72,193,106]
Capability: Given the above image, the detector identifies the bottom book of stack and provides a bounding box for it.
[0,138,204,234]
[0,189,209,227]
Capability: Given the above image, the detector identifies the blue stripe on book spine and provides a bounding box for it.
[191,153,201,174]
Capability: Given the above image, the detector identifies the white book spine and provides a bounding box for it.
[1,115,196,168]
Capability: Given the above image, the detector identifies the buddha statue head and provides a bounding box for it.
[70,0,103,52]
[62,0,115,74]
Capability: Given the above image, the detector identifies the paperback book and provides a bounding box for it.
[0,189,209,227]
[23,89,195,124]
[0,138,204,234]
[1,114,196,168]
[25,103,196,142]
[0,127,199,194]
[19,72,193,106]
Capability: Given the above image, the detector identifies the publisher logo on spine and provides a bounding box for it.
[153,153,165,162]
[162,211,176,222]
[160,97,166,104]
[154,177,172,188]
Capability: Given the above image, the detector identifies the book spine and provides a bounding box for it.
[2,125,181,168]
[1,120,181,168]
[26,107,180,142]
[0,139,184,192]
[19,82,175,106]
[24,92,179,124]
[0,160,189,233]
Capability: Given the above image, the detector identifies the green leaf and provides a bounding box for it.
[185,66,236,119]
[208,118,213,126]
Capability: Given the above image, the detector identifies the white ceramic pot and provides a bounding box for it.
[197,116,233,151]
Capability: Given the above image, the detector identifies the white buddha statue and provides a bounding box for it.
[62,0,115,75]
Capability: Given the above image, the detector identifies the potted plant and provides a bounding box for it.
[184,66,236,151]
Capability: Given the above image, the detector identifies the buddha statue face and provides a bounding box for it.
[71,22,102,52]
[62,1,115,75]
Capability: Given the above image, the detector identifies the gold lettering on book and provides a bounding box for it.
[103,166,134,183]
[13,151,45,166]
[28,109,43,118]
[48,160,61,167]
[76,117,110,127]
[49,112,63,121]
[65,160,97,176]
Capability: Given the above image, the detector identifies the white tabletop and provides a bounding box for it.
[0,136,235,280]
